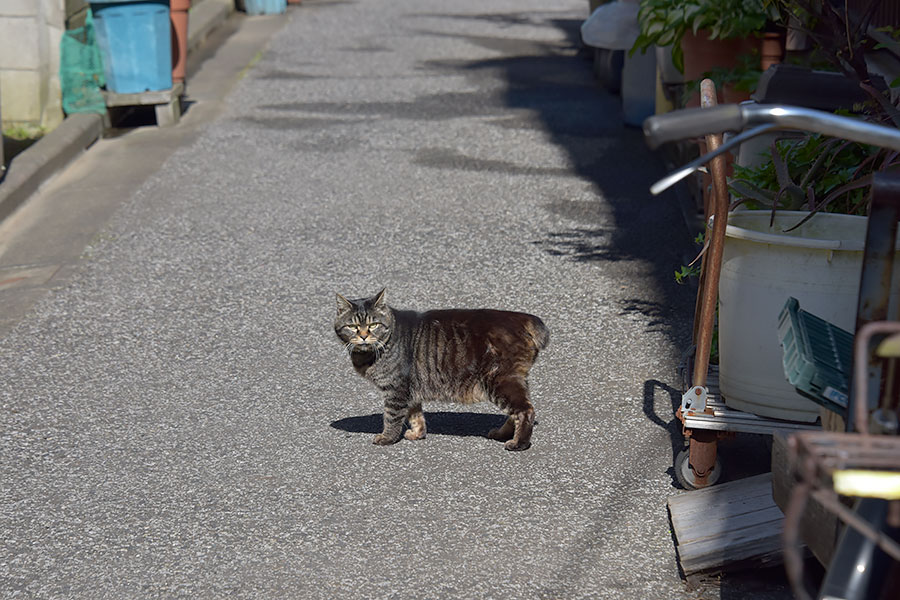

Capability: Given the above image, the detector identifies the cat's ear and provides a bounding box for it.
[336,293,354,315]
[372,288,387,309]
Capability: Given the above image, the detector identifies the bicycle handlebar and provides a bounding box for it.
[644,105,743,148]
[643,104,900,152]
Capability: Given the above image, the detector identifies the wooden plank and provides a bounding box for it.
[669,473,774,523]
[669,474,777,534]
[679,532,785,573]
[671,493,782,538]
[668,473,790,574]
[676,507,785,572]
[102,82,184,108]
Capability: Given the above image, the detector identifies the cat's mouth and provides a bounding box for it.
[350,340,380,352]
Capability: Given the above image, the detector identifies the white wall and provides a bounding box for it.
[0,0,65,131]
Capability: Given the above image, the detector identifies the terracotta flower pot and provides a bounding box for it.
[170,0,191,83]
[680,29,758,107]
[760,31,786,71]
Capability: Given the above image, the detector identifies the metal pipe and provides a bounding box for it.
[688,429,719,485]
[684,79,728,487]
[645,104,900,151]
[648,106,900,196]
[741,104,900,152]
[692,79,729,390]
[849,174,900,433]
[649,124,777,195]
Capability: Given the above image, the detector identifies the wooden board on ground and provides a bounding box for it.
[668,472,788,575]
[102,82,184,127]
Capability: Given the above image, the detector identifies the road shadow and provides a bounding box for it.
[643,379,686,488]
[331,411,507,437]
[415,15,697,349]
[621,298,681,335]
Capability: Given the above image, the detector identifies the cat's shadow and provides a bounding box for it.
[330,411,507,437]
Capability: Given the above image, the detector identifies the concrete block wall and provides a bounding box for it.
[0,0,66,132]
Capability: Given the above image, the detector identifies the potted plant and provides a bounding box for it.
[170,0,190,84]
[632,0,782,104]
[683,49,765,105]
[729,132,897,218]
[712,120,900,422]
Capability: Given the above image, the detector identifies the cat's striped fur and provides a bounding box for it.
[334,289,549,451]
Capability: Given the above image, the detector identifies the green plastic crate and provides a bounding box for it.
[778,297,853,417]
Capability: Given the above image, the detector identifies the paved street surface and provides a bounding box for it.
[2,1,792,598]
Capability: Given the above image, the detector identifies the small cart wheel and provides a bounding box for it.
[675,448,722,490]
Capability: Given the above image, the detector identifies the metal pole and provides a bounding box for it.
[692,79,729,389]
[849,173,900,433]
[685,79,730,486]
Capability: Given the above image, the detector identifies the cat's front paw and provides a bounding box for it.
[373,433,401,446]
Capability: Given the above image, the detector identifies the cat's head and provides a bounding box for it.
[334,288,394,352]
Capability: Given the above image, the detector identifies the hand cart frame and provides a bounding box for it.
[645,85,900,489]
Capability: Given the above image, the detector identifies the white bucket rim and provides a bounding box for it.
[724,210,867,251]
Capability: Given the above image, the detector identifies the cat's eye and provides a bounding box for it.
[370,323,382,329]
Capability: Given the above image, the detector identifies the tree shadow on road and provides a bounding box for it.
[331,411,506,437]
[415,16,698,351]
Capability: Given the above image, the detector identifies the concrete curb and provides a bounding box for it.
[0,113,104,222]
[188,0,235,54]
[0,0,235,224]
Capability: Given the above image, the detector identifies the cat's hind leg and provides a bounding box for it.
[487,416,515,441]
[506,407,535,451]
[404,404,427,441]
[491,376,534,451]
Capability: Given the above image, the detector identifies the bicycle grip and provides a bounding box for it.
[643,105,744,149]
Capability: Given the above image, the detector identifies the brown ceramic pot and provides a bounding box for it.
[680,30,758,107]
[170,0,190,83]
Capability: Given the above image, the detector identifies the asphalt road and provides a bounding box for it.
[2,1,792,598]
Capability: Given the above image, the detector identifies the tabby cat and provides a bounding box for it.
[334,289,549,451]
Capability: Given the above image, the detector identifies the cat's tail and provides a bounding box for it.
[527,316,550,352]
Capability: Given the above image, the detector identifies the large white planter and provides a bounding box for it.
[718,211,900,422]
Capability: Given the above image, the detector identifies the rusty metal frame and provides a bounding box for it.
[782,173,900,600]
[678,79,732,487]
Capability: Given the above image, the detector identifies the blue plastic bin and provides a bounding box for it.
[244,0,287,15]
[91,0,172,94]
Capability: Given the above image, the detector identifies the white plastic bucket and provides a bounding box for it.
[718,211,900,422]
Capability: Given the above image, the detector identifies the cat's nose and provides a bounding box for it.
[359,331,369,340]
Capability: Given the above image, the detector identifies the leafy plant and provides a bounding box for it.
[632,0,778,72]
[674,232,705,285]
[3,124,45,141]
[681,50,764,105]
[675,264,701,284]
[729,130,900,229]
[873,26,900,88]
[704,50,764,92]
[767,0,900,126]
